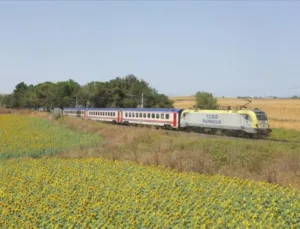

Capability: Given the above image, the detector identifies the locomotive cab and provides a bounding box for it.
[252,108,272,136]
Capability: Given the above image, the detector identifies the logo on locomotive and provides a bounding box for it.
[203,114,221,124]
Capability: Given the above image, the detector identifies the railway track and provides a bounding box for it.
[167,129,300,144]
[92,120,300,144]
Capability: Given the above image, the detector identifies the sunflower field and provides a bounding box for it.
[0,115,101,159]
[0,157,299,228]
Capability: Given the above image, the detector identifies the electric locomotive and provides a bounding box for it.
[179,108,271,137]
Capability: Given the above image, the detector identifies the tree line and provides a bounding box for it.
[0,75,174,111]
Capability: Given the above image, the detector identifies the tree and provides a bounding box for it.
[0,95,4,107]
[195,91,218,109]
[6,74,174,110]
[35,82,56,111]
[11,82,29,108]
[2,94,13,108]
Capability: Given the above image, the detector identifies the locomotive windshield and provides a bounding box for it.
[255,112,268,120]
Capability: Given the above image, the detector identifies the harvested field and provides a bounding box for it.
[170,97,300,130]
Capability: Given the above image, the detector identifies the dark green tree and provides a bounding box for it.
[11,82,29,108]
[6,74,174,110]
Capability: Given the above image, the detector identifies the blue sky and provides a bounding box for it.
[1,1,300,97]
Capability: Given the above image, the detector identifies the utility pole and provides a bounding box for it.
[141,93,144,108]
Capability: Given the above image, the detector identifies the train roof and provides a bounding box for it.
[118,108,183,112]
[63,107,183,112]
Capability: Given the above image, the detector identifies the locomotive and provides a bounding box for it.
[63,106,272,138]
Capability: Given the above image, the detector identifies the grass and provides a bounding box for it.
[57,115,300,189]
[170,97,300,130]
[269,128,300,141]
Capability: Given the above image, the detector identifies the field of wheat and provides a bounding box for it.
[170,97,300,130]
[0,157,299,228]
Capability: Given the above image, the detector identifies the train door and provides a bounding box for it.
[117,110,123,123]
[84,111,88,119]
[173,112,177,128]
[241,114,251,129]
[180,112,188,128]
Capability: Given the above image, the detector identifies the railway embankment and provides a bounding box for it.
[56,115,300,189]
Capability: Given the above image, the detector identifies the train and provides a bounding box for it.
[62,106,272,138]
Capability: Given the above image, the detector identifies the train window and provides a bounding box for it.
[152,113,155,118]
[147,113,150,118]
[129,113,131,117]
[143,113,146,118]
[166,114,170,119]
[136,113,138,118]
[161,114,164,119]
[256,113,267,120]
[132,113,135,117]
[125,112,128,117]
[156,114,159,119]
[139,113,142,118]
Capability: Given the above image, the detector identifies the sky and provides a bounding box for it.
[1,1,300,98]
